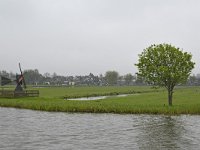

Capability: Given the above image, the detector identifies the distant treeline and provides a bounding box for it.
[0,70,200,86]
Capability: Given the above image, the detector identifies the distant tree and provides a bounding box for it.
[105,71,119,85]
[134,74,145,85]
[197,78,200,86]
[124,73,134,85]
[52,72,57,78]
[24,69,43,85]
[0,70,9,78]
[187,75,196,85]
[99,74,105,86]
[9,72,15,79]
[43,72,51,78]
[135,44,195,106]
[88,73,100,86]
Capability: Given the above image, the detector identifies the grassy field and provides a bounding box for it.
[0,86,200,115]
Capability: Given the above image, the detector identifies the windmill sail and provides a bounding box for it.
[16,74,23,85]
[1,76,12,86]
[19,63,26,89]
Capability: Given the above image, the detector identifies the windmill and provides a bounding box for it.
[0,63,39,98]
[15,63,27,92]
[0,63,26,92]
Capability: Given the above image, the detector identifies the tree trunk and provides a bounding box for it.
[168,89,173,106]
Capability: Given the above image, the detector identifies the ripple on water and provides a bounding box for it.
[0,108,200,150]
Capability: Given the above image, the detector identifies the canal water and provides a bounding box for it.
[65,94,132,101]
[0,107,200,150]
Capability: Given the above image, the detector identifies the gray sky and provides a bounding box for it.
[0,0,200,76]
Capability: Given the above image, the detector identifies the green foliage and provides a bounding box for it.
[135,44,195,105]
[105,71,119,85]
[136,44,195,87]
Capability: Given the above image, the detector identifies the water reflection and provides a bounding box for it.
[136,115,197,149]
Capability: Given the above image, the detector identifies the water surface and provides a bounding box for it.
[0,107,200,150]
[65,94,138,101]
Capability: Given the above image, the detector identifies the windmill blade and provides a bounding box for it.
[19,63,23,75]
[1,76,12,86]
[19,63,27,89]
[22,75,27,89]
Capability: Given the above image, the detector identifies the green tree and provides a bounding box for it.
[105,71,119,85]
[124,73,134,85]
[24,69,43,85]
[135,44,195,106]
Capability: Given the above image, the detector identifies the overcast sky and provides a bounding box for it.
[0,0,200,76]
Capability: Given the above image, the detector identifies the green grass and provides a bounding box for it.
[35,86,158,98]
[0,86,200,115]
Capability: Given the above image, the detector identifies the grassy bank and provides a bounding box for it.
[0,86,200,115]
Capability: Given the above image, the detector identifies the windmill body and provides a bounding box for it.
[15,74,24,92]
